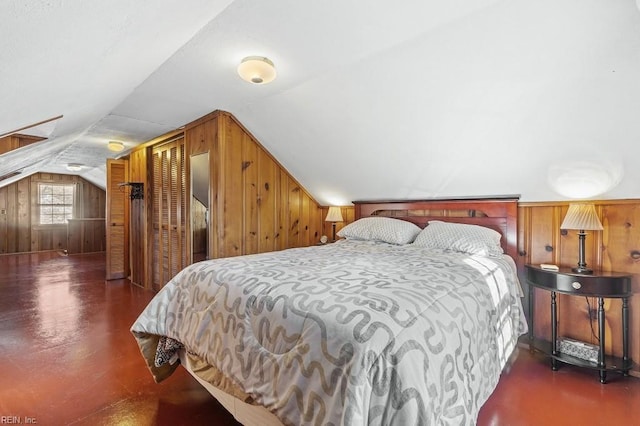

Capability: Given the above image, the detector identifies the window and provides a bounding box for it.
[38,183,75,225]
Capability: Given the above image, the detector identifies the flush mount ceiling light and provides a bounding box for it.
[66,163,83,172]
[108,141,125,152]
[237,56,276,84]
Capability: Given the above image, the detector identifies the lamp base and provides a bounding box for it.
[572,266,593,275]
[573,231,593,275]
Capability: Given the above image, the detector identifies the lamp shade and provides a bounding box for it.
[325,206,343,223]
[237,56,276,84]
[560,204,603,231]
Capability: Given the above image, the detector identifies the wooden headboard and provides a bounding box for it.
[353,196,519,260]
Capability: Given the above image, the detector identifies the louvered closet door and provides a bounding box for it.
[106,159,129,280]
[151,138,187,290]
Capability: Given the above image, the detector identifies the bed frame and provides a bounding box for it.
[353,195,519,260]
[183,195,520,425]
[180,351,283,426]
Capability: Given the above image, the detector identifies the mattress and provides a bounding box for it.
[131,239,527,425]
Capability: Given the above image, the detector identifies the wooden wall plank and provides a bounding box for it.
[208,121,220,260]
[602,204,640,272]
[220,116,244,258]
[242,132,259,255]
[0,187,7,253]
[17,178,30,252]
[66,221,82,254]
[600,203,640,371]
[6,184,17,253]
[519,205,557,340]
[288,177,301,248]
[300,193,310,246]
[277,169,288,250]
[51,227,66,251]
[258,148,277,253]
[308,197,320,245]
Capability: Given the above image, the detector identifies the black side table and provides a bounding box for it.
[525,264,633,383]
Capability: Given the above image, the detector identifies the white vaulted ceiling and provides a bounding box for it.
[1,0,640,204]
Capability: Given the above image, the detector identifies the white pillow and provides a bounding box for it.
[412,220,504,257]
[337,217,422,245]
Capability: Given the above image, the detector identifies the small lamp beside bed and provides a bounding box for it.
[325,206,344,242]
[560,203,603,274]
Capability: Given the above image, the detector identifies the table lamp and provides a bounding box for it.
[325,207,343,242]
[560,203,603,274]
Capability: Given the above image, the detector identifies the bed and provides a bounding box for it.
[131,197,527,425]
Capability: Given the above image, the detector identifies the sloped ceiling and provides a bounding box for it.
[1,0,639,204]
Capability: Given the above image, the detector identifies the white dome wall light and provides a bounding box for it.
[237,56,276,84]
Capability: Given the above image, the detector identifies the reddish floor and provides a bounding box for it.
[0,251,238,426]
[1,251,639,425]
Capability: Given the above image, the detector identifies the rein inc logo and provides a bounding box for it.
[1,417,37,424]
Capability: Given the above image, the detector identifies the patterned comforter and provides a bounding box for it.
[131,239,527,425]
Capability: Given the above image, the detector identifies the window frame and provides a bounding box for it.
[37,183,76,226]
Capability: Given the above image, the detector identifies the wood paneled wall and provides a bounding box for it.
[0,173,105,254]
[185,111,324,261]
[0,134,44,155]
[125,111,326,290]
[67,219,106,254]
